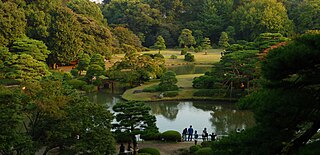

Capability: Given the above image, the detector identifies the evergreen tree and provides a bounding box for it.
[153,35,166,53]
[158,71,179,91]
[178,29,196,48]
[218,32,230,48]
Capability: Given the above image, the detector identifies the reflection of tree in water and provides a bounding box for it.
[210,106,255,135]
[167,65,196,75]
[145,102,179,120]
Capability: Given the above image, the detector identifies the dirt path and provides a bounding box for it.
[116,141,195,155]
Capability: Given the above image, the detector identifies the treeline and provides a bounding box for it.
[102,0,319,47]
[1,0,319,66]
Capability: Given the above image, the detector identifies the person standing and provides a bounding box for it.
[188,125,193,141]
[182,128,187,141]
[210,132,216,141]
[202,128,208,141]
[194,130,199,145]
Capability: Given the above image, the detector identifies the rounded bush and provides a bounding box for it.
[170,55,177,59]
[161,130,181,142]
[189,145,201,153]
[67,79,87,89]
[138,148,160,155]
[195,147,213,155]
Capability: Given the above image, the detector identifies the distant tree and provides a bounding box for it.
[201,37,212,54]
[178,29,196,48]
[67,0,104,22]
[158,71,179,91]
[289,0,320,33]
[86,54,106,85]
[10,37,51,62]
[76,53,90,75]
[112,26,142,53]
[218,32,230,48]
[4,54,51,82]
[231,0,293,40]
[0,1,26,47]
[153,35,166,53]
[113,101,158,154]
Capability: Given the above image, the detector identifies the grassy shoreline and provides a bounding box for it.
[121,74,238,102]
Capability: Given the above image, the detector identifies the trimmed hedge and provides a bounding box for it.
[161,130,181,142]
[138,148,160,155]
[189,145,201,153]
[195,147,213,155]
[163,91,178,97]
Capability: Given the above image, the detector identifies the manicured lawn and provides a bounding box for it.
[106,49,222,68]
[122,74,223,101]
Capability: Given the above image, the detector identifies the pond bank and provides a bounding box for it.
[121,74,238,102]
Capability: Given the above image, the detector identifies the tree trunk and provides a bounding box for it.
[282,121,320,154]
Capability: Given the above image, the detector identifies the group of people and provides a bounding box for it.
[182,125,217,145]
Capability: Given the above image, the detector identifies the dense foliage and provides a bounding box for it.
[0,80,115,154]
[212,32,320,154]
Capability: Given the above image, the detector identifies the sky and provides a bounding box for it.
[90,0,102,3]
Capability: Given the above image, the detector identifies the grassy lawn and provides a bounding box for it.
[143,48,222,66]
[122,74,226,101]
[105,49,222,69]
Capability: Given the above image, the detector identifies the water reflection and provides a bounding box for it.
[145,101,255,134]
[86,92,255,134]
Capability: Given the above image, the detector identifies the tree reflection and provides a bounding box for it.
[210,106,255,135]
[145,102,179,120]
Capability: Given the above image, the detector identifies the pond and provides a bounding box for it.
[86,91,255,136]
[167,64,213,75]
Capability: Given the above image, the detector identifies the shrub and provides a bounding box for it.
[184,53,195,62]
[70,68,79,77]
[170,55,177,59]
[67,79,87,89]
[194,147,213,155]
[181,48,188,55]
[189,145,202,153]
[163,91,178,97]
[63,72,72,80]
[161,130,181,142]
[138,148,160,155]
[143,85,160,92]
[194,46,203,53]
[82,84,96,93]
[153,53,164,59]
[189,46,195,52]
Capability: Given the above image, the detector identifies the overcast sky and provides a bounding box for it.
[90,0,102,3]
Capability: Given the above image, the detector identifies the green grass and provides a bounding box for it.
[142,49,222,66]
[108,49,222,67]
[121,74,232,101]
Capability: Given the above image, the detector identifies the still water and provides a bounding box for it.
[87,92,255,135]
